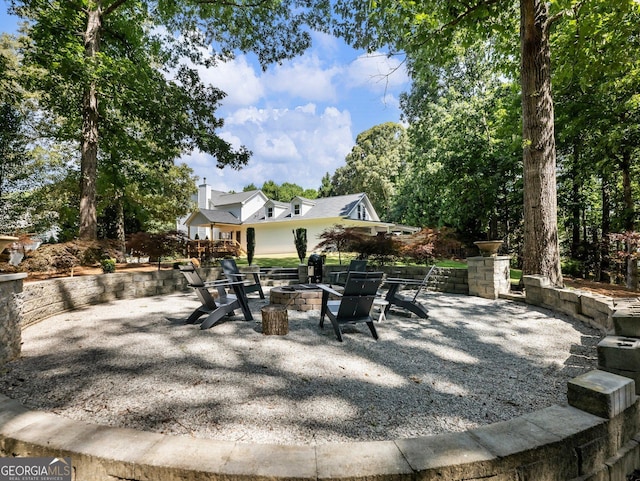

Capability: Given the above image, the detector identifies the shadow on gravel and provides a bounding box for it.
[0,290,602,445]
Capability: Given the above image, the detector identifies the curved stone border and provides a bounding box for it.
[2,270,640,479]
[1,391,638,480]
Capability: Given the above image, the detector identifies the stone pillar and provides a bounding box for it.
[598,305,640,394]
[0,273,27,367]
[467,256,511,300]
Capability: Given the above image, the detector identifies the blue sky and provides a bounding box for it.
[0,1,410,192]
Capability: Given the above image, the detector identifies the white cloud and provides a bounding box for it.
[264,55,341,102]
[197,56,264,107]
[177,36,408,192]
[345,52,409,93]
[185,104,353,191]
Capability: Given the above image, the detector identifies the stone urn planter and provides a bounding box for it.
[473,240,504,257]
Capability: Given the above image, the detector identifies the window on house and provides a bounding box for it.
[267,206,273,218]
[293,204,301,215]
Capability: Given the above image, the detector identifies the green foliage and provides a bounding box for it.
[10,0,332,240]
[246,227,256,265]
[100,258,116,274]
[292,228,307,264]
[395,44,522,243]
[330,122,408,220]
[249,180,318,202]
[317,173,332,198]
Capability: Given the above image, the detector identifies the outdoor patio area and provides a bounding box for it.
[0,288,602,446]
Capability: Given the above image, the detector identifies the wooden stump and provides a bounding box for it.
[261,305,289,335]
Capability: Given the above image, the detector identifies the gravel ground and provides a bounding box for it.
[0,288,603,445]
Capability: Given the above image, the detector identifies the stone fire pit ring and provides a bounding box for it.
[269,284,324,311]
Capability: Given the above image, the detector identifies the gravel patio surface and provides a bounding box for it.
[0,288,603,445]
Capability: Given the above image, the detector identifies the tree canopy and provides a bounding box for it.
[328,122,408,220]
[244,180,318,202]
[8,0,331,240]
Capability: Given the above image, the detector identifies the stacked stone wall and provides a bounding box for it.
[0,269,639,479]
[0,274,26,366]
[522,275,616,332]
[467,256,511,299]
[19,268,222,329]
[321,265,469,295]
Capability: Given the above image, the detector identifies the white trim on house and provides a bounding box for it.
[177,182,398,256]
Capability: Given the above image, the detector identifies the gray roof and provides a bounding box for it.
[247,193,366,223]
[195,209,242,225]
[265,200,289,209]
[214,190,263,206]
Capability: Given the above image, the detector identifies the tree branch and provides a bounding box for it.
[545,0,586,33]
[192,0,272,8]
[103,0,129,17]
[438,0,501,34]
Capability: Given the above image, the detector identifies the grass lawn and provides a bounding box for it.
[235,255,468,269]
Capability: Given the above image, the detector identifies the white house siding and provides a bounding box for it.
[240,196,266,221]
[250,218,365,256]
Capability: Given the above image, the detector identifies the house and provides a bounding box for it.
[177,181,407,256]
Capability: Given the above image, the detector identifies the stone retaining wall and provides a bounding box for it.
[320,265,469,294]
[19,268,222,329]
[0,372,638,480]
[0,274,26,366]
[522,275,618,332]
[468,255,511,299]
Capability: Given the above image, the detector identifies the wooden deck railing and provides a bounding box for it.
[186,239,245,261]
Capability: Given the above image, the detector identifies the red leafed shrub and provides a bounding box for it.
[401,228,462,264]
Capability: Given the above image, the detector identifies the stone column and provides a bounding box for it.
[467,256,511,299]
[0,273,27,367]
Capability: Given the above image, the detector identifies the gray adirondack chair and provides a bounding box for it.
[179,264,253,329]
[220,259,265,299]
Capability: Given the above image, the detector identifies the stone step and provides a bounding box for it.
[597,336,640,371]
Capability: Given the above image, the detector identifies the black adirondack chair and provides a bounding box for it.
[383,265,436,319]
[219,259,265,299]
[329,259,368,286]
[318,271,384,342]
[179,264,253,329]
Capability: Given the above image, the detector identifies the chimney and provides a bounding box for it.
[198,179,209,208]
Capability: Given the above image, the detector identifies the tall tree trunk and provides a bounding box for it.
[570,143,581,259]
[520,0,563,287]
[78,5,102,240]
[599,175,611,283]
[115,192,127,262]
[621,150,638,290]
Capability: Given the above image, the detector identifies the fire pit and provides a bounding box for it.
[269,284,324,311]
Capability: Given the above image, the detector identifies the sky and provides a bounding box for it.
[0,1,410,193]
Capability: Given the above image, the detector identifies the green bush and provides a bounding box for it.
[562,259,585,278]
[100,258,116,273]
[247,227,256,265]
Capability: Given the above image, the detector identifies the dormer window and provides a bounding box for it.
[293,204,301,215]
[267,206,273,218]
